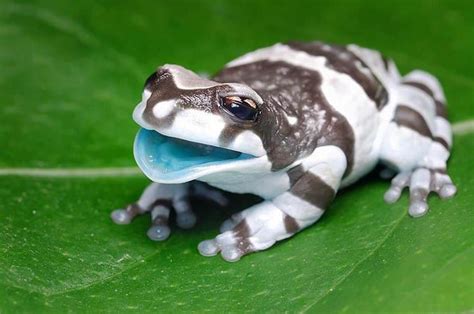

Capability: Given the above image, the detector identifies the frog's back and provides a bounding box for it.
[217,41,400,106]
[215,41,399,184]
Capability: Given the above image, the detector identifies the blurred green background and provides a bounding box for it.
[1,0,473,312]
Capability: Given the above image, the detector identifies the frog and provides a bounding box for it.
[111,41,457,262]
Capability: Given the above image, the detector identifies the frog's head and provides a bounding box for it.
[133,64,270,183]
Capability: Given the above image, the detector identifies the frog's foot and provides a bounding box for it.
[199,202,294,262]
[172,198,197,230]
[384,167,457,217]
[111,182,229,241]
[219,212,245,233]
[146,201,172,241]
[110,203,147,225]
[145,198,198,241]
[111,199,188,241]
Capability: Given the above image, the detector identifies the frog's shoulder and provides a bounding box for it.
[223,42,394,109]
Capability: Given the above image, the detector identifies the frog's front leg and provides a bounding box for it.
[111,182,228,241]
[199,147,347,262]
[110,182,165,225]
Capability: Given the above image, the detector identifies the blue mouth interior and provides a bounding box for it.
[134,128,254,181]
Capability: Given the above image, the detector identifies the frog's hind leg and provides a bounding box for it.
[380,70,456,217]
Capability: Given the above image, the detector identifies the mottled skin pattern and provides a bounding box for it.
[213,60,355,172]
[111,41,457,262]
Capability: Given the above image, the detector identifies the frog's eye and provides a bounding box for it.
[220,96,260,122]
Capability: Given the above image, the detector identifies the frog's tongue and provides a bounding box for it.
[134,128,253,182]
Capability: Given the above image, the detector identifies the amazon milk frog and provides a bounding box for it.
[111,42,456,262]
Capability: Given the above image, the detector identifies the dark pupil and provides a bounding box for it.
[222,98,258,121]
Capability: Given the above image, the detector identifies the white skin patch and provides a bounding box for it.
[299,146,347,191]
[434,116,452,146]
[136,182,161,208]
[397,85,437,128]
[203,166,290,199]
[226,83,264,104]
[152,99,176,118]
[301,146,347,177]
[347,44,401,86]
[286,115,298,125]
[273,192,324,221]
[160,109,266,157]
[226,130,266,157]
[160,109,227,148]
[419,143,449,169]
[133,90,152,128]
[380,123,432,172]
[404,70,446,101]
[164,64,221,90]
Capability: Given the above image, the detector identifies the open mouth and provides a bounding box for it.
[134,128,255,182]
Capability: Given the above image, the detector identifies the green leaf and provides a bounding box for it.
[1,0,473,312]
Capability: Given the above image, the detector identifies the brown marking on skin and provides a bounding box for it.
[233,219,250,238]
[430,168,447,175]
[434,136,450,150]
[120,203,146,222]
[144,71,158,89]
[126,203,145,216]
[143,72,179,129]
[149,200,172,225]
[149,199,173,211]
[403,81,433,97]
[290,173,336,210]
[232,219,253,254]
[283,214,300,234]
[286,41,388,110]
[435,100,447,119]
[402,81,448,119]
[214,60,355,175]
[152,214,169,226]
[287,165,305,185]
[381,55,390,71]
[410,187,429,204]
[393,105,433,139]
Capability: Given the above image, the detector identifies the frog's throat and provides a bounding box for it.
[134,128,259,183]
